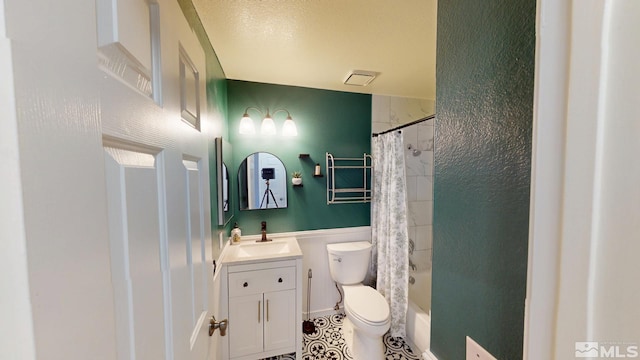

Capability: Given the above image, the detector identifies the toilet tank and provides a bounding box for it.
[326,241,372,285]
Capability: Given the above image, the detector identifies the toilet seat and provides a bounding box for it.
[344,286,390,325]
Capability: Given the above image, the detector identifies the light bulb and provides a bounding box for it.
[261,116,276,135]
[239,114,255,135]
[281,117,298,136]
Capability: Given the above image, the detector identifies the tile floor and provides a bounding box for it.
[262,313,421,360]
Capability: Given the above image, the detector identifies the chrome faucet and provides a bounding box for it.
[257,221,272,242]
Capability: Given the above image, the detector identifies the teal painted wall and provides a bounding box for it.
[431,1,534,359]
[207,77,228,250]
[227,80,371,235]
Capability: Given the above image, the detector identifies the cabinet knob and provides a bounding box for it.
[243,282,248,287]
[278,278,283,283]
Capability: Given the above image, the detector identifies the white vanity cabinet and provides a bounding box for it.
[227,259,302,360]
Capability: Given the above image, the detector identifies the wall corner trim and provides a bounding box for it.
[423,349,439,360]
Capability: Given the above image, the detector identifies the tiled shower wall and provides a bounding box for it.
[371,95,435,277]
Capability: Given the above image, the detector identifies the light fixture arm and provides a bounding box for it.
[271,108,292,119]
[242,106,266,118]
[243,107,291,120]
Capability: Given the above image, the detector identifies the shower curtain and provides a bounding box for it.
[371,131,409,338]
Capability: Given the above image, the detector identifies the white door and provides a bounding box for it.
[2,0,220,359]
[97,0,215,359]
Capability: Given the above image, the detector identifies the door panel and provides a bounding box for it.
[104,147,166,360]
[183,159,209,358]
[96,0,154,98]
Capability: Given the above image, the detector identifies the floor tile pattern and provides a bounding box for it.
[262,313,421,360]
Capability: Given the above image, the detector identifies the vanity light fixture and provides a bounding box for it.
[239,107,298,136]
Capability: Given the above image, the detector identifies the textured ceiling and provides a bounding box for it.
[192,0,437,100]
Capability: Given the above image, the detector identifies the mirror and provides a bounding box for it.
[215,137,234,225]
[238,152,287,210]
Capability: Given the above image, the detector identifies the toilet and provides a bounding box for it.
[326,241,390,360]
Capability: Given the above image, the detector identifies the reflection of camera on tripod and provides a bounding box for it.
[260,168,279,209]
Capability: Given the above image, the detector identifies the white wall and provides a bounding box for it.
[590,0,640,346]
[0,2,36,357]
[526,1,640,359]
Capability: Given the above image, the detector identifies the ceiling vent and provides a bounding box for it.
[344,70,378,86]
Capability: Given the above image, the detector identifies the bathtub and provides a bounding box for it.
[406,270,431,357]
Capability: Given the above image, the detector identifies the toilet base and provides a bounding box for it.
[343,316,385,360]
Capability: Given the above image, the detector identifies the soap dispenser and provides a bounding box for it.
[231,223,241,244]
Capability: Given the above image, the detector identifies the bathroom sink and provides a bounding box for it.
[222,237,302,264]
[236,241,291,258]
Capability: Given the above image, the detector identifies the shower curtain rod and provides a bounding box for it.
[372,114,435,137]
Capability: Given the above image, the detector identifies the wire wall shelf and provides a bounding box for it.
[326,152,372,204]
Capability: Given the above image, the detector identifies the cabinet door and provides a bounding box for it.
[263,290,296,352]
[229,293,263,358]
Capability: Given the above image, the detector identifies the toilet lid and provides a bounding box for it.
[344,286,390,325]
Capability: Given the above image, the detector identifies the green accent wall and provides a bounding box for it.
[227,80,371,235]
[431,1,534,359]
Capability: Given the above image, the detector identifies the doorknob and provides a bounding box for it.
[209,316,228,337]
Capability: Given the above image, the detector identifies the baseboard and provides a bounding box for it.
[404,336,421,358]
[305,306,344,320]
[423,349,438,360]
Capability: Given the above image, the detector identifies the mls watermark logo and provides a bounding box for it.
[576,342,600,357]
[575,342,639,358]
